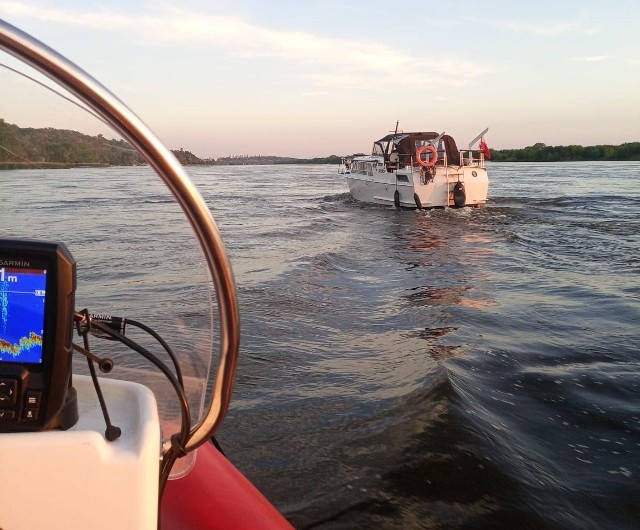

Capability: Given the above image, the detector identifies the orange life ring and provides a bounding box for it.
[416,145,438,168]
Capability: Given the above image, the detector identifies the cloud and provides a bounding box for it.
[487,18,598,36]
[501,21,580,35]
[1,1,492,90]
[573,55,614,62]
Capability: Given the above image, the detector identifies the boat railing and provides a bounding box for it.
[338,157,352,174]
[349,158,383,176]
[0,20,240,455]
[405,149,488,172]
[405,150,449,172]
[459,150,486,168]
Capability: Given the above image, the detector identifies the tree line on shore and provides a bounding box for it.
[0,119,202,168]
[0,118,144,168]
[1,119,638,168]
[489,142,640,162]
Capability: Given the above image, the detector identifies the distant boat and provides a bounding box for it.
[341,127,490,209]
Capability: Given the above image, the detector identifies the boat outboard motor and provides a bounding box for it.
[453,181,466,208]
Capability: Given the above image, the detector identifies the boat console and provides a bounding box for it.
[0,376,160,529]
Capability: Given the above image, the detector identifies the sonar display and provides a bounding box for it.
[0,267,46,364]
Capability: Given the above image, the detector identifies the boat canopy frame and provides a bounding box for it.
[372,132,462,167]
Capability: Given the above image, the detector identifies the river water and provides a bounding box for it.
[1,161,639,529]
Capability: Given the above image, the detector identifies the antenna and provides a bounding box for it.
[468,128,489,150]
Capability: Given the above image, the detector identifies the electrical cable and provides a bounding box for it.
[87,319,191,440]
[124,318,184,389]
[74,312,193,500]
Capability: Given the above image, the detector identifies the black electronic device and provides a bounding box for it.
[0,239,78,431]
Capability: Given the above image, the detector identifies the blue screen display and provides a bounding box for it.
[0,267,46,364]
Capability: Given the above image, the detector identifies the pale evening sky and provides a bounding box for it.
[1,0,639,159]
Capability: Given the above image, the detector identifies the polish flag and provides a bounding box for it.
[479,139,491,160]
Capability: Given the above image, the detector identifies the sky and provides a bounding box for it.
[1,0,639,158]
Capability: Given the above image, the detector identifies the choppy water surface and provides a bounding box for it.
[2,162,639,529]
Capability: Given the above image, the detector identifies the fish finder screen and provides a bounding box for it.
[0,267,47,364]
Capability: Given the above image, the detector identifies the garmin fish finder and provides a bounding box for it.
[0,239,77,431]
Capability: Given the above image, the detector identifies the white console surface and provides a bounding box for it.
[0,375,160,530]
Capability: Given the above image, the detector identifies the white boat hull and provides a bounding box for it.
[346,165,488,208]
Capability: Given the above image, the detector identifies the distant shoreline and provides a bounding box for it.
[0,161,111,169]
[489,142,640,162]
[1,119,639,167]
[4,160,640,170]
